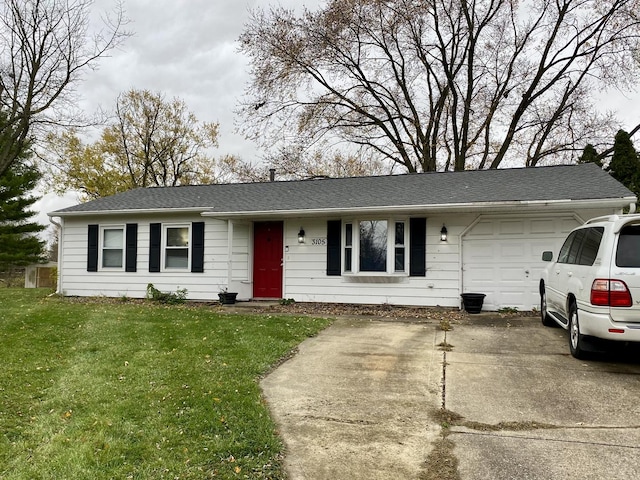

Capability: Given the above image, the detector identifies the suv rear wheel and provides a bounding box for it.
[568,302,587,359]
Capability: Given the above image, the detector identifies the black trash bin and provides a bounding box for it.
[461,293,485,314]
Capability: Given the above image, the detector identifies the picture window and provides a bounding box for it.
[343,219,406,274]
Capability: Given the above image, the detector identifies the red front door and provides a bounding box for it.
[253,221,283,298]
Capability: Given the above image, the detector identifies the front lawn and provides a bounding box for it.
[0,289,331,479]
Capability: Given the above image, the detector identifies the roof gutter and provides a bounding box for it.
[48,207,209,218]
[47,196,636,219]
[201,197,636,219]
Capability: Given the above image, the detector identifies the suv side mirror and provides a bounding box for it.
[541,251,554,262]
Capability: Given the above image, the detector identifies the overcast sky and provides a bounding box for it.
[77,0,322,161]
[34,0,639,231]
[35,0,324,228]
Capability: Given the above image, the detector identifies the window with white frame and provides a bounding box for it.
[101,226,124,269]
[344,219,406,274]
[394,222,405,272]
[164,225,190,269]
[344,223,353,272]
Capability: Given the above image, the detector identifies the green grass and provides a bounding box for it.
[0,289,331,479]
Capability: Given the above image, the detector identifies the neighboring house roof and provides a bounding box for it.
[50,163,637,217]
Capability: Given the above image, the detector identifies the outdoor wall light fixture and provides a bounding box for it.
[440,224,448,242]
[298,228,306,244]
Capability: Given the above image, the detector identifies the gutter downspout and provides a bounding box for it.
[227,220,234,291]
[458,215,482,308]
[49,216,63,295]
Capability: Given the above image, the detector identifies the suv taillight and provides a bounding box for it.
[591,279,633,307]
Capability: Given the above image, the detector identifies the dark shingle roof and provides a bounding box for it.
[51,163,636,216]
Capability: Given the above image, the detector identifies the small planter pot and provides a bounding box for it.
[461,293,486,314]
[218,292,238,305]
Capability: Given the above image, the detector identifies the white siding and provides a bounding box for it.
[282,216,462,307]
[229,222,251,298]
[59,215,233,301]
[58,206,625,308]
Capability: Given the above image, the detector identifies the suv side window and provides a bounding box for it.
[557,231,578,264]
[566,229,586,264]
[577,227,604,266]
[616,225,640,267]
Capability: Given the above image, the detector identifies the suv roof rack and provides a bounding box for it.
[584,214,620,224]
[584,213,640,229]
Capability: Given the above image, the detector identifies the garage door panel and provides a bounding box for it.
[463,216,580,310]
[499,291,526,305]
[531,219,557,234]
[501,243,525,258]
[468,243,494,260]
[465,266,494,284]
[499,267,527,282]
[499,220,525,235]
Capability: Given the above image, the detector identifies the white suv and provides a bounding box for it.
[540,214,640,358]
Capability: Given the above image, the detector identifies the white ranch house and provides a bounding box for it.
[49,164,636,311]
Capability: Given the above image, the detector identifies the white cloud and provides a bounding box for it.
[76,0,324,161]
[36,0,325,222]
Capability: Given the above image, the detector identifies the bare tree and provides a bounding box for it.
[239,0,640,172]
[0,0,129,176]
[223,142,388,182]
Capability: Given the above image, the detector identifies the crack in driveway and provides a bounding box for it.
[424,320,640,480]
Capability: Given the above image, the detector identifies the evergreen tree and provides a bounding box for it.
[578,144,602,167]
[0,161,46,275]
[607,130,640,197]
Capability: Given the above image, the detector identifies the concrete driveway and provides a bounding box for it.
[260,315,640,479]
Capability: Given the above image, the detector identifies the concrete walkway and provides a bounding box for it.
[261,318,444,479]
[261,315,640,480]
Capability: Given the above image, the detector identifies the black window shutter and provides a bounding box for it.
[125,223,138,272]
[149,223,161,272]
[410,218,426,277]
[327,220,341,276]
[87,224,99,272]
[191,221,205,273]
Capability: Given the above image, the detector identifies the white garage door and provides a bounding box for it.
[462,216,579,311]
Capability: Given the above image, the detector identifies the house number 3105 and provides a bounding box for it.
[311,238,327,246]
